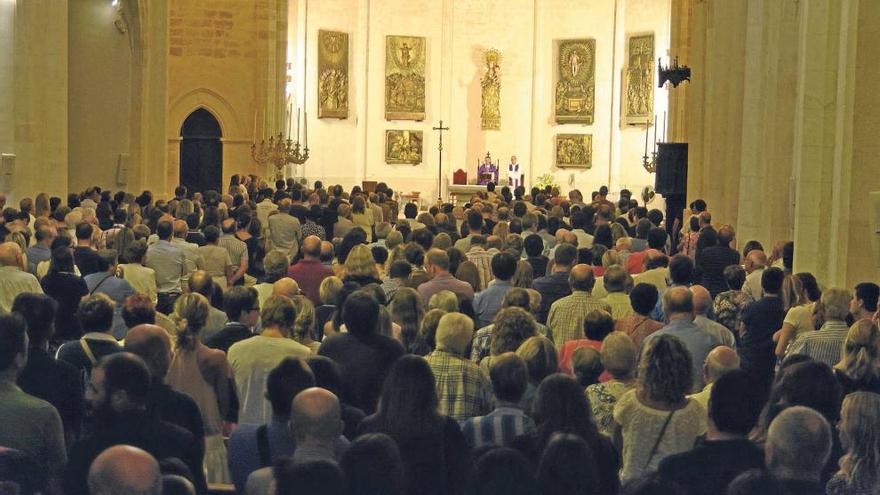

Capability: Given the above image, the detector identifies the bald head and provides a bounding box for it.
[569,264,595,292]
[704,346,739,383]
[290,387,343,442]
[745,250,767,272]
[124,324,172,380]
[302,235,322,258]
[273,277,300,298]
[320,241,334,260]
[690,285,712,315]
[0,242,23,268]
[188,270,214,297]
[560,230,578,246]
[88,445,161,495]
[173,219,187,237]
[766,406,832,482]
[663,286,695,321]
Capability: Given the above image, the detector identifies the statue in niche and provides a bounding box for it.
[385,36,426,121]
[481,49,501,130]
[622,34,654,125]
[555,39,595,124]
[318,30,350,119]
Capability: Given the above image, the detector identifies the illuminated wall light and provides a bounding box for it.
[111,0,118,6]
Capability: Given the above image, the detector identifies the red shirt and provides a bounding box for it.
[287,258,334,306]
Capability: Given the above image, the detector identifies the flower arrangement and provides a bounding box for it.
[535,174,560,191]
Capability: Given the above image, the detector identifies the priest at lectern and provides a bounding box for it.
[477,152,499,185]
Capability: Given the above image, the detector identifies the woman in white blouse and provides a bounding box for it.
[612,334,707,483]
[117,239,157,304]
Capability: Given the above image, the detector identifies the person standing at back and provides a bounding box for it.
[144,220,186,314]
[228,295,312,425]
[318,290,404,414]
[531,243,578,324]
[739,267,786,392]
[0,313,67,493]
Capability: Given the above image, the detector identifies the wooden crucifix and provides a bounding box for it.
[432,120,450,202]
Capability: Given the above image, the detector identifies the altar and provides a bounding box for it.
[447,184,488,205]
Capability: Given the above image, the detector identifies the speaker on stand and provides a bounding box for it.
[654,143,688,243]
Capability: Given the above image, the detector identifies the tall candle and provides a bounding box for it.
[652,115,658,153]
[288,103,293,138]
[662,111,667,143]
[304,111,308,147]
[644,121,649,156]
[253,111,257,144]
[297,108,301,143]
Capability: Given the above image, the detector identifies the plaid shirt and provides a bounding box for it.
[546,291,612,347]
[425,350,492,422]
[602,292,635,320]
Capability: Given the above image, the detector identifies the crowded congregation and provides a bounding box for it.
[0,177,877,495]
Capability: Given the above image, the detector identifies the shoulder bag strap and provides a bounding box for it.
[89,274,113,295]
[79,338,98,366]
[256,424,271,467]
[643,410,675,470]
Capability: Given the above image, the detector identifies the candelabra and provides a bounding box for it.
[642,151,657,173]
[251,134,309,181]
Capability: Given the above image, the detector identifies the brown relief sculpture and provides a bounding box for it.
[555,39,595,124]
[556,134,592,168]
[318,30,350,119]
[385,36,426,121]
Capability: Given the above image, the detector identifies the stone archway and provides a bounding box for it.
[179,108,223,193]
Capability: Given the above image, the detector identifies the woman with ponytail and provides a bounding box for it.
[834,319,880,396]
[166,293,234,483]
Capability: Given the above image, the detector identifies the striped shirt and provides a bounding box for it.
[461,405,536,448]
[218,234,248,266]
[788,320,849,368]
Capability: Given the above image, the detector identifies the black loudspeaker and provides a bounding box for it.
[655,143,688,195]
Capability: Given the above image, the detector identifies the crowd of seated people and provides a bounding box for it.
[0,177,878,495]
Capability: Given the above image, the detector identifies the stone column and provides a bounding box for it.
[13,0,69,199]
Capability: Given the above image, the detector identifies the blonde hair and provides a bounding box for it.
[427,290,458,313]
[319,276,343,305]
[822,288,852,321]
[781,274,808,312]
[601,332,638,378]
[610,223,628,244]
[836,320,880,383]
[516,336,558,384]
[289,295,316,342]
[601,250,621,269]
[171,293,209,350]
[432,233,452,250]
[344,244,379,279]
[837,392,880,485]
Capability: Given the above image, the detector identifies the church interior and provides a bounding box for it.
[3,1,880,494]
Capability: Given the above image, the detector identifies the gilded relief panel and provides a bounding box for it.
[385,130,423,164]
[622,34,654,125]
[555,39,595,124]
[555,134,592,168]
[318,30,349,119]
[385,36,426,121]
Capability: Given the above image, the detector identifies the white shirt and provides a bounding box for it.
[743,268,765,301]
[119,263,158,304]
[228,336,312,425]
[0,266,43,313]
